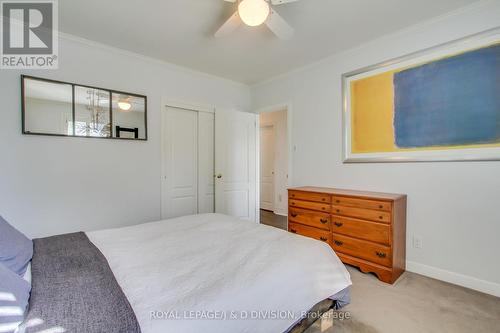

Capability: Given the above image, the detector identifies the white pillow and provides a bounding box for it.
[22,263,31,285]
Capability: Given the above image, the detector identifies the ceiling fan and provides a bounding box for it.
[215,0,298,40]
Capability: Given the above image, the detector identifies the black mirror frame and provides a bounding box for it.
[21,75,148,141]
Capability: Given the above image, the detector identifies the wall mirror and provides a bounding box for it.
[22,75,147,140]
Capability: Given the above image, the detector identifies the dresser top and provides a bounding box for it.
[288,186,406,201]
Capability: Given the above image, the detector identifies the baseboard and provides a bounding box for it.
[406,261,500,297]
[273,210,287,217]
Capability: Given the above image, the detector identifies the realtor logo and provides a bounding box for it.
[1,0,58,69]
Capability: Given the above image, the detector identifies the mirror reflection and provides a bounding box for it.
[74,86,111,138]
[24,78,73,136]
[112,93,146,139]
[22,76,147,140]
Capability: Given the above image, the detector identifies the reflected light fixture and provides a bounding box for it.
[118,100,132,112]
[238,0,270,27]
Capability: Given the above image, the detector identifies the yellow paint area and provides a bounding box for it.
[351,71,397,153]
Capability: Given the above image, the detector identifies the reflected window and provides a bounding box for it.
[74,87,111,137]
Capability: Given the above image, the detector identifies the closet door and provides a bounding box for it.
[163,107,198,218]
[197,112,215,214]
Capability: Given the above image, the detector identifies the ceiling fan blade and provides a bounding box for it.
[265,8,294,40]
[271,0,300,5]
[215,11,241,38]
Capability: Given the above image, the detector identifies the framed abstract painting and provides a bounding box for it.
[342,28,500,163]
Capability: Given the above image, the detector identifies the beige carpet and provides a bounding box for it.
[306,266,500,333]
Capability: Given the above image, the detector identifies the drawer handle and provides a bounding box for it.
[334,222,343,227]
[334,240,343,246]
[375,251,386,258]
[379,216,383,220]
[335,200,340,203]
[322,198,326,202]
[320,218,328,224]
[290,229,297,234]
[336,209,340,213]
[320,237,328,242]
[291,213,298,218]
[321,207,326,211]
[291,194,295,197]
[379,205,384,209]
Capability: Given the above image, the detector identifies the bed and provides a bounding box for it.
[19,213,351,333]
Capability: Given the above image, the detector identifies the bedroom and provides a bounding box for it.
[1,0,499,332]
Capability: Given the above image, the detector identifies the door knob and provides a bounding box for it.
[216,174,222,179]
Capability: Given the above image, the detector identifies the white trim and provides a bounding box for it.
[255,102,293,186]
[406,261,500,297]
[255,103,293,223]
[259,122,277,212]
[255,115,260,224]
[59,32,248,89]
[273,210,287,217]
[163,98,215,114]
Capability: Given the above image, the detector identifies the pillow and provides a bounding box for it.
[0,216,33,276]
[0,263,31,333]
[22,263,32,285]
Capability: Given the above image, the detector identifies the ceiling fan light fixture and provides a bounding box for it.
[238,0,270,27]
[118,101,132,112]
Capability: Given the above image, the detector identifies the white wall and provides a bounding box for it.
[251,1,500,295]
[259,110,288,216]
[0,34,250,238]
[25,98,72,135]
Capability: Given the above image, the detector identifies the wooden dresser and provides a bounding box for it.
[288,186,406,284]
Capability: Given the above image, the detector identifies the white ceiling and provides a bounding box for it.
[59,0,479,84]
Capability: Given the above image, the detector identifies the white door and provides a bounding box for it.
[162,107,215,218]
[197,112,215,214]
[215,110,258,222]
[260,125,275,211]
[163,107,198,218]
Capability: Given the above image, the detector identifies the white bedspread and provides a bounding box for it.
[87,213,351,333]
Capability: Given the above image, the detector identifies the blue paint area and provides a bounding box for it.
[394,44,500,148]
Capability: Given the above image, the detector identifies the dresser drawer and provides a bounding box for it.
[289,190,331,204]
[289,208,330,231]
[289,199,330,213]
[332,234,392,267]
[332,216,390,245]
[332,206,391,223]
[332,196,391,212]
[289,222,331,244]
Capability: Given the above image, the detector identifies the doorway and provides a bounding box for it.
[258,108,289,227]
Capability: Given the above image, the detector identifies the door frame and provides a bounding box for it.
[161,99,215,219]
[255,103,293,222]
[259,122,276,211]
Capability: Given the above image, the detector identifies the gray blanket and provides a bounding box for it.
[20,232,141,333]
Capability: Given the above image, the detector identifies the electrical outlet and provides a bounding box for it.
[412,236,422,249]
